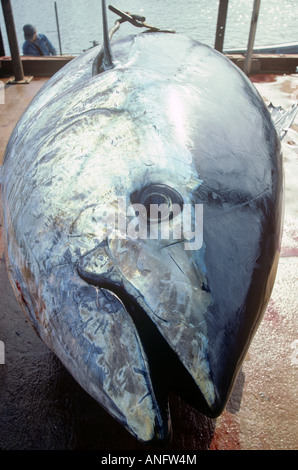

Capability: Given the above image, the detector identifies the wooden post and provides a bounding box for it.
[214,0,229,53]
[0,25,5,56]
[244,0,261,76]
[1,0,24,81]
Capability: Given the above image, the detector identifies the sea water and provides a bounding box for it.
[0,0,297,55]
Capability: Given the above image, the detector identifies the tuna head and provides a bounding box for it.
[0,31,283,443]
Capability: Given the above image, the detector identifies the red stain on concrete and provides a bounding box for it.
[281,246,298,257]
[250,74,277,83]
[210,412,241,450]
[264,299,280,327]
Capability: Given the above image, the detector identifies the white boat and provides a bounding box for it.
[225,42,298,55]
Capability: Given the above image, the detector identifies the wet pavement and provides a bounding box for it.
[0,73,297,451]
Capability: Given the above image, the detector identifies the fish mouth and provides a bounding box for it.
[76,240,217,442]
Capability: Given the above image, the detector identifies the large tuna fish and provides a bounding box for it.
[0,1,296,443]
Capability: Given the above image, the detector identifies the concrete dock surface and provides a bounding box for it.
[0,72,297,451]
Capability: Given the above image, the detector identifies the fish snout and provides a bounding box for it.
[77,239,220,432]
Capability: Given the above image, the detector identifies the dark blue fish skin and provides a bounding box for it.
[0,28,285,441]
[190,77,283,413]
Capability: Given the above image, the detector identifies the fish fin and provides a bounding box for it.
[268,102,298,140]
[92,0,114,75]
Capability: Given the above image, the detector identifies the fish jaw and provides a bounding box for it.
[69,282,171,443]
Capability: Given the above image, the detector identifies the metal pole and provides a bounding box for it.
[54,1,62,55]
[1,0,24,81]
[214,0,229,52]
[244,0,261,76]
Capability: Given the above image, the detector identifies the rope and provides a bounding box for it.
[108,5,175,35]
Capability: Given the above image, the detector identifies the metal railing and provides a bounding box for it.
[0,0,269,81]
[214,0,262,75]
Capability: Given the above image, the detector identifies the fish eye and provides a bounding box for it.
[130,184,184,223]
[141,191,170,210]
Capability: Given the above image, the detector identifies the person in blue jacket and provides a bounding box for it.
[22,24,57,56]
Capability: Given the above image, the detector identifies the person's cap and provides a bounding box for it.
[23,24,36,40]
